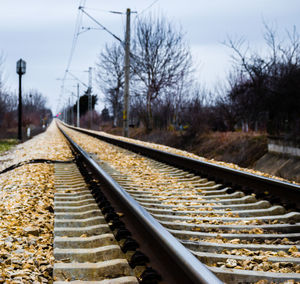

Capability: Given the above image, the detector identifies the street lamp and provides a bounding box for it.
[16,59,26,141]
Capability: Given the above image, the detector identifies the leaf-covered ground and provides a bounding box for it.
[62,125,300,275]
[0,122,73,283]
[0,122,73,172]
[0,164,54,283]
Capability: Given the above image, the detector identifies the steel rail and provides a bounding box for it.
[62,122,300,210]
[58,124,222,284]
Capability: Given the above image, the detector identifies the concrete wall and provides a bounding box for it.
[268,139,300,158]
[254,139,300,182]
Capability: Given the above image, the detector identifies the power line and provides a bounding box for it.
[139,0,159,15]
[132,0,159,27]
[121,13,126,35]
[78,7,138,67]
[78,7,138,49]
[84,7,123,14]
[79,6,123,44]
[109,11,124,15]
[56,4,147,115]
[56,0,86,113]
[79,7,139,65]
[66,4,83,72]
[66,71,89,88]
[77,26,104,35]
[56,2,125,114]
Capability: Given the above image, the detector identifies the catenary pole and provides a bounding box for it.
[77,83,80,127]
[69,97,71,124]
[88,67,92,129]
[123,8,130,137]
[71,95,74,125]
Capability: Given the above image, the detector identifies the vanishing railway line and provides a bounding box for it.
[53,121,300,283]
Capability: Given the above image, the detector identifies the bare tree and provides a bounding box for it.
[23,90,47,110]
[131,14,192,130]
[96,43,124,127]
[0,54,4,91]
[224,24,300,137]
[23,90,51,126]
[0,53,9,127]
[0,92,9,128]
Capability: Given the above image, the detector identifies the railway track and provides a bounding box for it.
[53,127,219,283]
[53,163,140,283]
[55,121,300,283]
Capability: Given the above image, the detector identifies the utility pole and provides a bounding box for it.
[123,8,130,137]
[68,98,71,124]
[77,83,80,127]
[66,103,68,124]
[88,67,92,129]
[70,95,74,125]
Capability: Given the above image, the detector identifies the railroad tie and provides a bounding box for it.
[93,154,300,283]
[58,123,300,283]
[53,163,138,283]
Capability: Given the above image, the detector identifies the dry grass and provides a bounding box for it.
[191,131,268,167]
[0,139,18,154]
[126,128,268,168]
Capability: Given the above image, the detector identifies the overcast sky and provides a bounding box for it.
[0,0,299,113]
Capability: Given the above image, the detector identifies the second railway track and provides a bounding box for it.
[55,121,300,283]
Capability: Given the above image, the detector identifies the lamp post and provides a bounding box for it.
[16,59,26,141]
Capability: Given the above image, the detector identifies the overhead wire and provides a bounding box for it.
[84,7,123,14]
[67,70,88,88]
[56,0,86,114]
[77,6,127,105]
[138,0,159,15]
[132,0,159,30]
[78,7,139,65]
[57,1,160,114]
[79,7,123,44]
